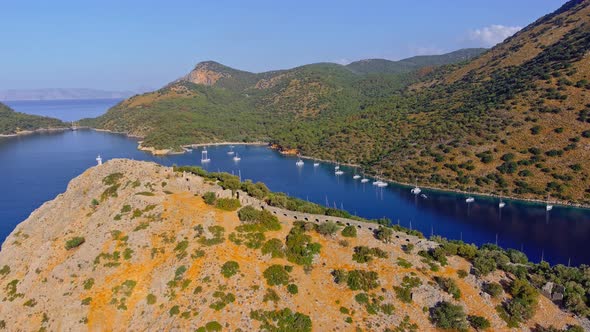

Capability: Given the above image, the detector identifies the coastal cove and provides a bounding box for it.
[1,129,589,266]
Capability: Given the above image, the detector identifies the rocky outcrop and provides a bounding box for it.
[183,61,232,86]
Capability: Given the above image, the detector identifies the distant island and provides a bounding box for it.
[0,88,139,101]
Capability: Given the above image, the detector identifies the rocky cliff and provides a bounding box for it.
[0,160,582,331]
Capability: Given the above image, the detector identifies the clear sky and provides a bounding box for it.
[0,0,567,91]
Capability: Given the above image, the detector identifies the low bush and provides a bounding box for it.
[221,261,240,278]
[65,237,85,250]
[430,301,469,331]
[263,265,291,286]
[215,198,241,211]
[341,225,357,238]
[202,192,216,205]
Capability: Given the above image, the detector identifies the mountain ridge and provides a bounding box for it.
[81,0,590,205]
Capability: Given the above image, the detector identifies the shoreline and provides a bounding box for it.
[83,128,590,210]
[0,126,71,138]
[293,153,590,210]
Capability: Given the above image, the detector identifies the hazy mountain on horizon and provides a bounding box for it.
[0,88,146,102]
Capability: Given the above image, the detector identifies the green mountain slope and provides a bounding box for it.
[0,102,67,135]
[345,48,486,75]
[299,0,590,205]
[82,0,590,205]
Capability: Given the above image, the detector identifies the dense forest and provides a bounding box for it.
[0,102,67,135]
[83,0,590,205]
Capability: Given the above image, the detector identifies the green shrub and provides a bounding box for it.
[397,257,412,268]
[261,238,285,258]
[202,192,216,205]
[263,265,291,286]
[285,223,321,266]
[221,261,240,278]
[468,315,491,330]
[209,291,236,310]
[316,221,339,236]
[83,278,95,290]
[65,237,85,250]
[374,226,393,243]
[263,288,280,303]
[341,225,357,238]
[430,301,468,331]
[146,294,156,305]
[393,275,422,303]
[169,305,180,316]
[238,206,259,221]
[457,270,468,278]
[483,282,503,298]
[333,269,380,291]
[0,265,10,276]
[103,173,123,186]
[215,198,241,211]
[250,308,312,332]
[287,284,298,295]
[435,276,461,299]
[352,246,388,263]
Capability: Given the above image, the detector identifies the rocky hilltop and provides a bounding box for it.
[0,159,585,331]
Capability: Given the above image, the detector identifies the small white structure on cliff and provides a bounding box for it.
[96,155,102,165]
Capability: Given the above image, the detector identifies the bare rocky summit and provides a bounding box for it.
[0,160,581,331]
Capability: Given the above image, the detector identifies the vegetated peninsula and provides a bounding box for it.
[0,159,587,331]
[82,0,590,206]
[0,102,68,136]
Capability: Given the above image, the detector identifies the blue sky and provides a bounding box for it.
[0,0,566,91]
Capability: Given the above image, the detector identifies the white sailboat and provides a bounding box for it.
[546,194,553,211]
[313,161,320,167]
[372,172,387,187]
[466,196,475,203]
[227,145,235,155]
[361,177,369,183]
[233,153,241,162]
[499,195,506,209]
[353,169,361,179]
[296,156,304,167]
[335,163,343,175]
[410,179,421,195]
[201,149,211,163]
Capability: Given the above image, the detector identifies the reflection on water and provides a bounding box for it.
[1,129,589,265]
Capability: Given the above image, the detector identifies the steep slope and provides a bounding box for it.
[345,48,486,75]
[81,49,481,152]
[0,102,68,135]
[0,159,585,331]
[282,0,590,205]
[82,62,410,151]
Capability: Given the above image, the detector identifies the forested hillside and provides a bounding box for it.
[0,102,67,135]
[345,48,485,74]
[83,0,590,205]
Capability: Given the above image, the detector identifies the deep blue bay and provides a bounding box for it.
[1,100,589,265]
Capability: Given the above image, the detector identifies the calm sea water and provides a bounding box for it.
[0,101,589,265]
[4,98,122,121]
